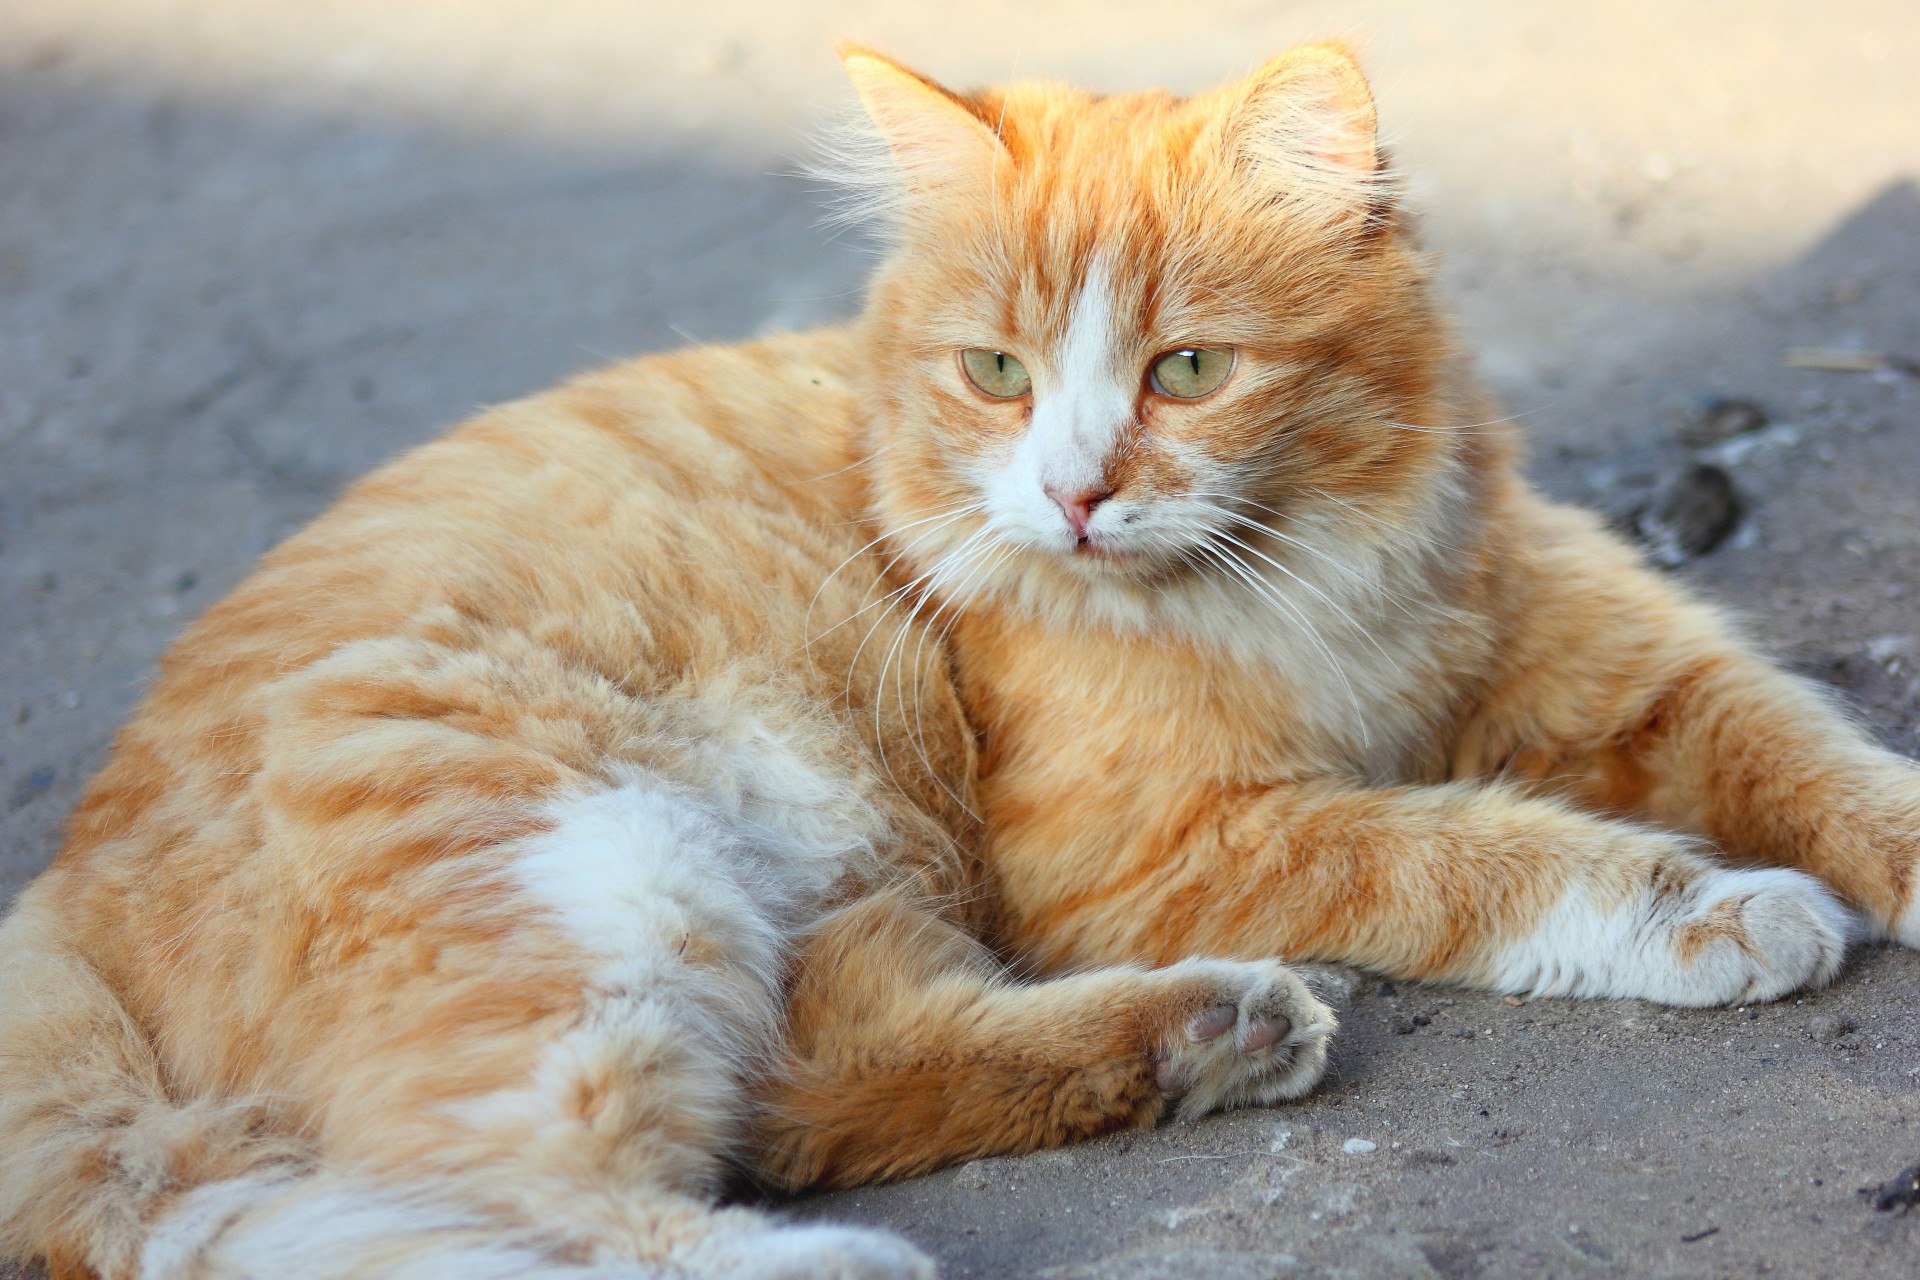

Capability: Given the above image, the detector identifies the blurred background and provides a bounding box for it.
[2,4,1918,1275]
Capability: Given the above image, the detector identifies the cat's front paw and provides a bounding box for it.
[1491,862,1855,1006]
[1149,958,1337,1119]
[1668,867,1853,1003]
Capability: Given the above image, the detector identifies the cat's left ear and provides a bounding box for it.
[830,45,1012,224]
[1211,43,1385,225]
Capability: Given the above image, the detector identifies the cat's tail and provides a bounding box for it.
[0,884,636,1280]
[0,881,298,1279]
[0,878,937,1280]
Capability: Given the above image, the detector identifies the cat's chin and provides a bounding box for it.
[1042,539,1189,589]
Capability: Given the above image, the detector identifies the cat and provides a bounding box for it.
[3,38,1917,1280]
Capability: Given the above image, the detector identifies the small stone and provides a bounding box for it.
[1412,1013,1432,1027]
[1680,397,1768,447]
[1341,1138,1376,1155]
[1503,995,1526,1006]
[1632,463,1744,567]
[951,1159,999,1191]
[1808,1014,1857,1044]
[1376,981,1398,998]
[1392,1016,1418,1035]
[1867,1163,1920,1212]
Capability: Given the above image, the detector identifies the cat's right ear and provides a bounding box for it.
[1208,43,1388,231]
[824,45,1011,227]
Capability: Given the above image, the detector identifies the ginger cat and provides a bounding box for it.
[3,41,1918,1280]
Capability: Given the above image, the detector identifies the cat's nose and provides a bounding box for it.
[1045,486,1112,540]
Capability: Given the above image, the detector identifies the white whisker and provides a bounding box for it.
[870,524,1000,809]
[1185,496,1425,623]
[1302,486,1447,555]
[1381,410,1530,437]
[1178,527,1370,749]
[1201,524,1397,672]
[803,502,982,651]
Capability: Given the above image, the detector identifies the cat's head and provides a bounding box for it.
[835,46,1469,631]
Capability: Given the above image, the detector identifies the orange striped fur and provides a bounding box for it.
[2,42,1916,1280]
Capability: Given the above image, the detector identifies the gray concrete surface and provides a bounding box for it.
[3,3,1919,1277]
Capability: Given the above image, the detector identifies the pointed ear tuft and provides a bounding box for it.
[814,46,1010,233]
[1220,43,1385,222]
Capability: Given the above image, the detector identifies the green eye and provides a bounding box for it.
[1149,347,1235,399]
[960,349,1032,399]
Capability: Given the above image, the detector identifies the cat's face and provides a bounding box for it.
[845,47,1456,623]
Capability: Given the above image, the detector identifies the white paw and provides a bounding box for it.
[680,1223,937,1280]
[1684,867,1855,1002]
[1152,959,1337,1119]
[1894,882,1920,950]
[1490,864,1856,1006]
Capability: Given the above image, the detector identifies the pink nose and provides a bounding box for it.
[1045,486,1111,540]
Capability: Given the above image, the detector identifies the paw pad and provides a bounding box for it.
[1152,958,1336,1118]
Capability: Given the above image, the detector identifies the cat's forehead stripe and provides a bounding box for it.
[1057,258,1116,383]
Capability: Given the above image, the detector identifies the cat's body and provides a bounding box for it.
[0,326,1333,1280]
[3,43,1917,1280]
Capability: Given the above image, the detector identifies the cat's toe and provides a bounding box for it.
[1650,866,1853,1006]
[1152,958,1337,1120]
[1697,868,1854,1003]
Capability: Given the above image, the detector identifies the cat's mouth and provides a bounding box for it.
[1055,533,1183,584]
[1074,537,1131,561]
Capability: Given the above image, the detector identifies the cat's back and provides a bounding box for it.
[37,325,977,1032]
[149,323,877,698]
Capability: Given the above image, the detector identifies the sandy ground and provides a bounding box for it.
[4,2,1919,1276]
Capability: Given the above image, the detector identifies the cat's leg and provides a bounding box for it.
[1545,643,1920,945]
[1454,499,1920,946]
[752,890,1336,1189]
[1522,652,1920,944]
[1,866,931,1280]
[123,633,937,1279]
[130,768,938,1280]
[281,768,937,1280]
[993,778,1853,1008]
